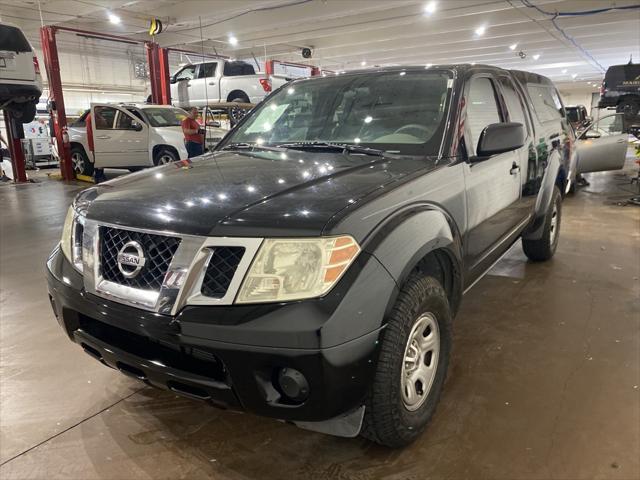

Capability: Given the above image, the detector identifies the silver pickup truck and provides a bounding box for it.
[170,60,287,108]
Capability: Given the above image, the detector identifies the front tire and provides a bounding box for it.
[522,186,562,261]
[153,147,178,166]
[362,275,452,448]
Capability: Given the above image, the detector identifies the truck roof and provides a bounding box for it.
[311,64,555,86]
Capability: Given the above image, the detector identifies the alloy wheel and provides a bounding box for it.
[71,152,84,174]
[158,154,174,165]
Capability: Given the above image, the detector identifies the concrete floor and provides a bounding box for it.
[1,157,639,480]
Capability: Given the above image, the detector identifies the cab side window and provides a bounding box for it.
[197,62,217,79]
[93,106,117,130]
[498,77,529,135]
[527,84,563,123]
[466,77,502,156]
[590,114,624,136]
[175,65,196,81]
[115,111,140,130]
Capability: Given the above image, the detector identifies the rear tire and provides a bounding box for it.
[522,186,562,261]
[229,94,250,103]
[617,98,640,123]
[70,146,94,176]
[361,275,452,448]
[153,147,178,166]
[10,101,37,123]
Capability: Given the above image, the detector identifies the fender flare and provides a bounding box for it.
[362,203,464,315]
[522,152,562,240]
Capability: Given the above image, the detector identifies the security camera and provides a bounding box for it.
[302,47,313,59]
[518,51,527,59]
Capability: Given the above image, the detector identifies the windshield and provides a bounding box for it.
[223,71,453,156]
[143,107,187,127]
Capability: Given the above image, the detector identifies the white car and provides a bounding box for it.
[170,60,287,108]
[0,22,42,123]
[68,103,189,176]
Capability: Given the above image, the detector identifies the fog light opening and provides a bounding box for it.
[276,367,310,403]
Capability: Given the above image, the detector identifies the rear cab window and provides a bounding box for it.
[497,76,531,137]
[223,62,255,76]
[0,25,32,52]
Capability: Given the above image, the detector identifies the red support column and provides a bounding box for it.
[157,47,171,105]
[40,26,74,181]
[145,42,162,104]
[3,112,28,182]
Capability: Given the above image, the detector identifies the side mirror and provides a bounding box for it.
[583,130,601,139]
[206,121,221,128]
[629,124,640,140]
[474,122,525,160]
[132,121,143,132]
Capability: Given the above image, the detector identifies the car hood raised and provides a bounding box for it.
[82,149,433,237]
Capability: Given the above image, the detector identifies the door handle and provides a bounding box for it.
[95,135,110,139]
[208,81,216,85]
[510,162,520,175]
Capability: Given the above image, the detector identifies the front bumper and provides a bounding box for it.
[47,246,397,422]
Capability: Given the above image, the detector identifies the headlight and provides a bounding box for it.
[60,205,85,273]
[236,235,360,303]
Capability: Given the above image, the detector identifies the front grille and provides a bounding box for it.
[77,315,227,383]
[100,227,181,291]
[201,247,245,298]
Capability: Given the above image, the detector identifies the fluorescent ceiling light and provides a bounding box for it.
[474,25,486,36]
[424,1,437,15]
[509,43,518,50]
[571,73,577,79]
[108,12,121,24]
[360,60,367,66]
[228,35,238,46]
[532,54,541,60]
[562,69,567,73]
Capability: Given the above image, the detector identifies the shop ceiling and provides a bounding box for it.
[1,0,639,83]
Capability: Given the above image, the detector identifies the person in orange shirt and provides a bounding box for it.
[181,107,204,158]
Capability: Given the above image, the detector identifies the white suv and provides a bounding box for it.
[0,22,42,123]
[68,103,189,176]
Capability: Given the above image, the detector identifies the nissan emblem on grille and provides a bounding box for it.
[116,241,146,278]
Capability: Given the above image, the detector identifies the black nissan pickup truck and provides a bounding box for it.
[47,65,574,447]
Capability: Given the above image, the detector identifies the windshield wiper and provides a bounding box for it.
[220,142,287,152]
[277,141,385,157]
[220,142,253,150]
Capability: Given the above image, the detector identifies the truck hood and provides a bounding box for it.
[82,149,433,237]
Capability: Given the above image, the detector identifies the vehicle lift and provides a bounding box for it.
[5,26,175,183]
[4,26,321,183]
